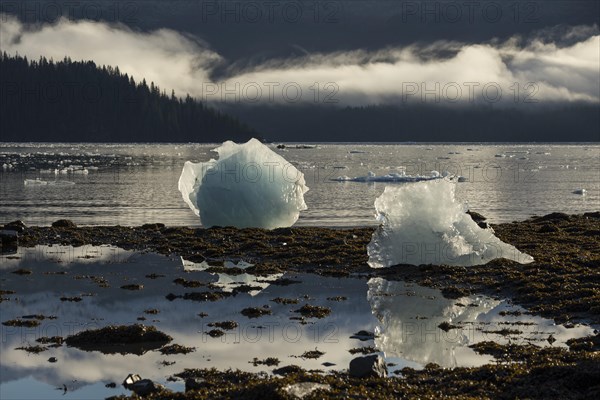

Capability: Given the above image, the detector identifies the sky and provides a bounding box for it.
[0,0,599,141]
[1,0,599,108]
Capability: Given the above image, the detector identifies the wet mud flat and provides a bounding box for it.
[1,212,599,399]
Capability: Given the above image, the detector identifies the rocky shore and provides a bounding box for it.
[2,211,599,399]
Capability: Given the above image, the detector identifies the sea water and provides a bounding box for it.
[1,143,598,226]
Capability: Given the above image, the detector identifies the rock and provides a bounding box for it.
[185,377,206,392]
[466,210,487,223]
[52,219,77,228]
[350,330,376,341]
[65,324,172,355]
[165,293,179,301]
[141,223,165,230]
[120,284,144,291]
[539,224,560,233]
[241,306,272,318]
[282,382,331,398]
[349,354,388,378]
[3,220,26,232]
[124,375,165,397]
[294,304,331,319]
[123,374,142,387]
[438,321,458,332]
[534,212,570,222]
[441,286,471,299]
[1,230,18,254]
[273,365,304,376]
[122,374,164,396]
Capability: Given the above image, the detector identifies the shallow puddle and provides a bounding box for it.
[0,245,594,399]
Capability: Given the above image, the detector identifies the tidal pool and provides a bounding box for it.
[0,245,594,399]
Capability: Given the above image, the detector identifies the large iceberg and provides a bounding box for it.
[178,138,308,229]
[367,179,533,267]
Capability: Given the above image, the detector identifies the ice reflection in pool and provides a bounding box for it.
[368,278,593,368]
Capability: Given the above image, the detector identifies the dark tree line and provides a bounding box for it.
[0,53,257,142]
[222,103,600,142]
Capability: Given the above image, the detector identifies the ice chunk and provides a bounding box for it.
[332,170,447,183]
[367,179,534,267]
[24,179,75,186]
[24,178,48,185]
[178,138,308,229]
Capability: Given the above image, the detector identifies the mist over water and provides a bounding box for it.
[1,143,598,227]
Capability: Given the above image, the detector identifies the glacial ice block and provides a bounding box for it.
[178,138,308,229]
[367,179,533,267]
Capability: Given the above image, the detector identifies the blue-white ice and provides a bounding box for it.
[332,170,448,183]
[367,179,534,267]
[178,138,309,229]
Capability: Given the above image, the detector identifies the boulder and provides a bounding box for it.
[185,378,206,392]
[349,354,387,378]
[3,220,26,233]
[123,374,165,396]
[1,230,18,254]
[52,219,77,228]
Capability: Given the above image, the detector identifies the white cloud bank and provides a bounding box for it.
[1,14,598,106]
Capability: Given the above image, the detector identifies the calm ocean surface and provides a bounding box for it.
[1,143,598,227]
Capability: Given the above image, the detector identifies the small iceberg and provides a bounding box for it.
[178,138,309,229]
[367,179,534,267]
[333,171,447,183]
[24,179,75,186]
[24,178,48,186]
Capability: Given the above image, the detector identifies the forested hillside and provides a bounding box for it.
[0,54,256,142]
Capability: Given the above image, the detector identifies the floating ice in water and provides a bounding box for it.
[367,179,534,267]
[178,138,309,229]
[573,188,587,195]
[24,179,75,186]
[24,178,48,185]
[333,170,448,183]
